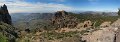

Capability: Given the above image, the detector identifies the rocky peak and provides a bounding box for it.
[55,10,68,18]
[51,10,78,29]
[0,4,12,25]
[3,4,7,10]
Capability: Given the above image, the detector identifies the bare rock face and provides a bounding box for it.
[82,27,117,42]
[0,4,11,25]
[51,10,78,28]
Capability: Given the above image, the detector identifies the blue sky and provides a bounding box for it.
[0,0,120,13]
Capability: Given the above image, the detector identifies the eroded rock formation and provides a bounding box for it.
[0,4,15,42]
[0,4,11,25]
[51,10,78,28]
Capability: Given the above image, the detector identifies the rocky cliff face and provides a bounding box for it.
[0,4,11,25]
[51,10,78,28]
[0,4,15,42]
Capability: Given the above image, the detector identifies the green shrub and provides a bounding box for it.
[40,31,80,40]
[0,33,8,42]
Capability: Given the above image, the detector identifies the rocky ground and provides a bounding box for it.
[81,19,120,42]
[82,27,117,42]
[116,28,120,42]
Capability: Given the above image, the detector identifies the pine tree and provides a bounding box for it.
[118,8,120,16]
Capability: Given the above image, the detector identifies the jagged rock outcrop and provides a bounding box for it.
[0,4,11,25]
[51,10,78,28]
[77,20,93,28]
[0,4,16,42]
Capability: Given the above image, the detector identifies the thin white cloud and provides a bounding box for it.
[88,0,99,4]
[0,0,74,13]
[52,0,66,2]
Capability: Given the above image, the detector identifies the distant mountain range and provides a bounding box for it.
[11,13,54,22]
[79,11,118,16]
[11,11,118,24]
